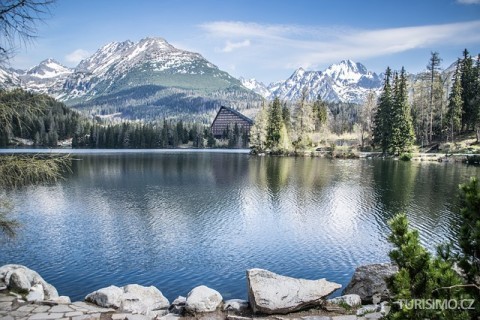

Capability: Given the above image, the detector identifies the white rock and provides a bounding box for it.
[8,269,31,292]
[185,285,223,313]
[247,268,342,314]
[0,264,59,300]
[26,284,45,302]
[223,299,249,312]
[85,285,124,308]
[120,284,169,314]
[327,294,362,307]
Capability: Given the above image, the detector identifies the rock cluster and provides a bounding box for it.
[85,284,170,317]
[0,264,69,304]
[0,263,394,319]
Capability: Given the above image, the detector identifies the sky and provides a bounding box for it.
[8,0,480,84]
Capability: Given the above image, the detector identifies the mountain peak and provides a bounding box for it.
[26,58,72,78]
[250,60,382,103]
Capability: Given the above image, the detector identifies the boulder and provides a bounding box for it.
[120,284,169,314]
[85,285,124,308]
[0,264,59,300]
[246,268,342,314]
[223,299,249,312]
[327,294,362,307]
[343,263,398,304]
[9,269,31,293]
[85,284,170,315]
[185,285,223,313]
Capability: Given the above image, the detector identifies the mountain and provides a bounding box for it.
[246,60,383,104]
[0,39,399,121]
[1,37,262,122]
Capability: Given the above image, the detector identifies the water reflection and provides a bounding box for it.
[0,152,478,302]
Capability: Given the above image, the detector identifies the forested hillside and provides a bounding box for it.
[0,89,248,149]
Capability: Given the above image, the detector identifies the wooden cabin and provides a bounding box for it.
[211,106,254,138]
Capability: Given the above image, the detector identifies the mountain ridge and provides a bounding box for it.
[240,59,384,104]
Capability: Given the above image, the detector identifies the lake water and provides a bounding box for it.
[0,150,478,302]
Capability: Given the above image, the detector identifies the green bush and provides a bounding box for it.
[399,153,413,161]
[386,213,470,320]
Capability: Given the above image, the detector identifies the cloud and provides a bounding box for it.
[198,20,480,70]
[222,39,251,52]
[457,0,480,4]
[65,49,90,64]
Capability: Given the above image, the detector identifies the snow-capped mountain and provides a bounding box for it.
[20,59,73,95]
[239,77,271,98]
[0,37,262,121]
[62,37,247,102]
[246,60,383,104]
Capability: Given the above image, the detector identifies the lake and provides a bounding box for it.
[0,150,478,302]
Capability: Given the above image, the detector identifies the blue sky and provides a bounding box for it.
[9,0,480,84]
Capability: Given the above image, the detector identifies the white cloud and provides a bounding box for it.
[199,20,480,70]
[222,39,251,52]
[65,49,90,64]
[457,0,480,4]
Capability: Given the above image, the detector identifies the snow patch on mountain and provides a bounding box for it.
[244,60,383,104]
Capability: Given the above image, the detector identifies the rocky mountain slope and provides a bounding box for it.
[0,38,262,122]
[240,60,383,104]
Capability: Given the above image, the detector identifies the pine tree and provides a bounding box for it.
[446,60,463,143]
[312,95,328,131]
[457,177,480,317]
[460,49,476,132]
[373,67,393,154]
[387,213,470,320]
[266,97,283,151]
[427,52,442,143]
[394,67,415,154]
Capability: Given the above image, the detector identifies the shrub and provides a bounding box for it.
[399,153,413,161]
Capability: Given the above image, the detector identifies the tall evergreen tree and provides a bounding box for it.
[460,49,476,132]
[266,97,283,150]
[427,52,442,143]
[373,67,393,154]
[446,60,463,143]
[394,67,415,154]
[312,94,328,131]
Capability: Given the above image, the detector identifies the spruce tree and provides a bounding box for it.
[457,177,480,317]
[266,97,283,151]
[446,60,463,143]
[395,67,415,154]
[427,52,442,143]
[460,49,476,132]
[373,67,393,154]
[387,213,470,320]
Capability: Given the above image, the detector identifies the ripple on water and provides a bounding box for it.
[0,154,477,302]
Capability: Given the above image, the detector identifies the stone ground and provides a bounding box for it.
[0,292,385,320]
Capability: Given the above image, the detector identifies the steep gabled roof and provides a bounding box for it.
[210,106,254,128]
